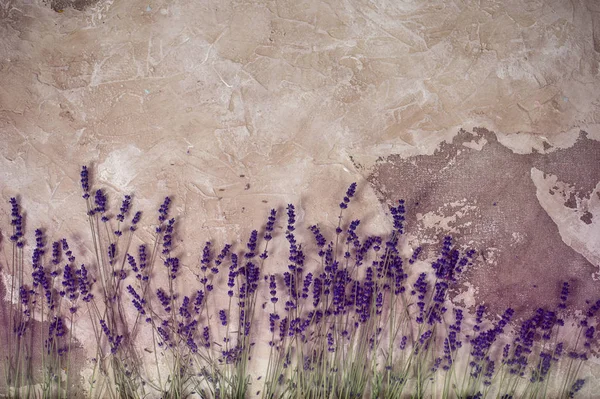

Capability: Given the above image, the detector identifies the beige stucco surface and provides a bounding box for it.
[1,0,600,397]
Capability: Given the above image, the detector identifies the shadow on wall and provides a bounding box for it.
[43,0,101,12]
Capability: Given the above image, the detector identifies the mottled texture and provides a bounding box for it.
[1,0,600,396]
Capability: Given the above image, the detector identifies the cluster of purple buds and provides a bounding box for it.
[162,218,175,254]
[309,225,327,257]
[193,290,204,314]
[80,166,90,199]
[157,326,171,347]
[158,196,171,224]
[107,243,116,265]
[412,273,428,323]
[61,264,78,301]
[227,254,238,297]
[390,199,406,233]
[136,244,148,280]
[127,285,146,315]
[200,241,211,272]
[302,273,313,300]
[99,320,123,354]
[75,265,95,302]
[269,313,280,334]
[214,243,231,267]
[35,228,44,248]
[165,257,180,279]
[473,305,485,332]
[219,310,227,326]
[157,288,172,312]
[269,274,278,303]
[49,316,66,338]
[408,246,422,265]
[203,326,210,348]
[51,241,61,265]
[116,194,131,222]
[62,238,75,263]
[130,211,142,231]
[346,219,360,247]
[286,204,296,232]
[339,182,357,209]
[264,209,277,241]
[9,197,24,247]
[569,379,586,397]
[93,189,108,221]
[245,230,258,258]
[31,230,45,269]
[179,296,191,320]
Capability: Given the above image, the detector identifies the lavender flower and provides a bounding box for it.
[162,218,175,254]
[9,197,24,247]
[51,241,61,265]
[165,257,180,279]
[126,285,145,314]
[200,241,211,272]
[339,182,357,209]
[264,209,277,241]
[80,166,90,199]
[215,243,231,267]
[245,230,258,258]
[203,326,210,348]
[94,189,108,220]
[116,194,132,222]
[389,199,406,234]
[158,196,171,223]
[157,288,171,312]
[286,204,296,232]
[179,296,191,319]
[270,274,278,304]
[194,290,204,314]
[107,243,116,265]
[569,379,585,397]
[130,211,142,231]
[219,310,227,326]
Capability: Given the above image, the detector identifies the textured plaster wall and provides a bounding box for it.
[1,0,600,396]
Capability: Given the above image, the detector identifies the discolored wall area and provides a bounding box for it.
[1,0,600,396]
[367,128,600,319]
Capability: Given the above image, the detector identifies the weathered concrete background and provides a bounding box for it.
[1,0,600,396]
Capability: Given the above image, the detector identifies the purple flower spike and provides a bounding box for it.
[339,182,357,209]
[194,290,204,314]
[215,243,231,266]
[162,218,175,255]
[569,379,585,397]
[269,274,278,303]
[264,209,277,241]
[179,296,191,319]
[80,166,90,198]
[127,285,146,315]
[117,194,132,222]
[219,310,227,326]
[130,211,142,231]
[9,197,24,245]
[107,243,116,264]
[94,189,107,217]
[203,326,210,348]
[200,241,211,272]
[157,288,171,312]
[286,204,296,232]
[158,196,171,223]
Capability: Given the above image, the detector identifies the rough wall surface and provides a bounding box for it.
[1,0,600,396]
